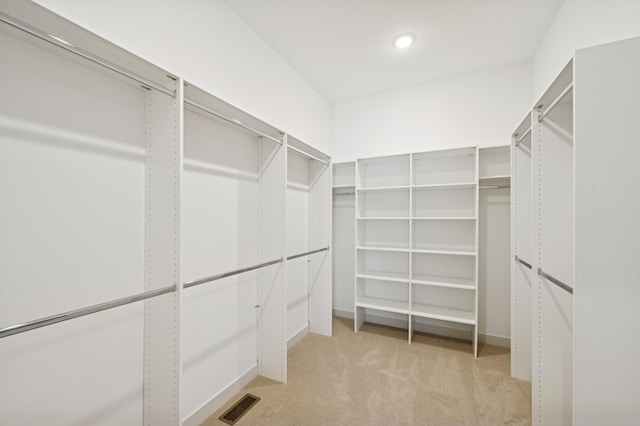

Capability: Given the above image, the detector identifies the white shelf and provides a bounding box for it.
[333,161,355,187]
[356,270,409,283]
[412,248,476,256]
[358,185,411,192]
[413,182,476,190]
[357,246,410,253]
[357,216,410,221]
[479,145,510,179]
[357,296,409,314]
[413,216,476,221]
[412,274,476,290]
[333,184,355,189]
[411,303,476,325]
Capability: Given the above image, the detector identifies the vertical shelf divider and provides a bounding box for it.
[144,78,183,425]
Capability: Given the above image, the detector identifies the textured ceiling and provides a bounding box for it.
[222,0,564,103]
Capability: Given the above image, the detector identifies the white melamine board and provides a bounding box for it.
[533,84,573,426]
[358,154,410,188]
[357,189,410,218]
[308,159,332,336]
[412,253,476,288]
[413,148,476,186]
[357,250,409,280]
[479,146,511,179]
[574,36,640,425]
[0,25,148,425]
[287,151,310,340]
[257,141,286,382]
[478,187,510,344]
[413,187,476,218]
[332,193,355,316]
[511,126,532,380]
[358,219,409,249]
[413,219,476,253]
[181,110,260,417]
[144,81,182,426]
[332,161,355,187]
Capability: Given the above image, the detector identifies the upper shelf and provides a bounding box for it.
[358,154,410,189]
[0,1,176,96]
[479,146,510,180]
[412,147,477,186]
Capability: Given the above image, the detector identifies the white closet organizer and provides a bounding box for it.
[331,162,356,318]
[286,136,332,348]
[513,36,640,426]
[510,114,532,381]
[532,60,574,426]
[0,3,181,425]
[0,3,334,425]
[181,82,286,422]
[354,148,480,356]
[478,145,511,349]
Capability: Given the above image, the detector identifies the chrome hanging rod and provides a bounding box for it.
[480,185,510,190]
[183,98,282,145]
[538,268,573,295]
[183,258,283,290]
[0,12,176,98]
[515,255,532,270]
[287,144,330,166]
[287,246,330,261]
[537,82,573,123]
[0,284,176,339]
[514,128,532,147]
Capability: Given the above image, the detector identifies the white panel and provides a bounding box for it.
[0,22,145,426]
[479,146,511,179]
[332,193,355,315]
[358,189,410,218]
[257,141,286,382]
[309,161,332,336]
[332,161,355,187]
[533,95,573,426]
[144,79,182,426]
[358,155,410,188]
[478,188,511,341]
[511,132,533,380]
[574,36,640,426]
[181,110,259,417]
[413,147,476,185]
[287,153,309,340]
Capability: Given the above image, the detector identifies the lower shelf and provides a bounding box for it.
[411,303,476,325]
[356,296,409,314]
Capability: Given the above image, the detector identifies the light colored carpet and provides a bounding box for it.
[205,317,531,425]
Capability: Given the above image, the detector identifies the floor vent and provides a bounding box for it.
[219,393,261,425]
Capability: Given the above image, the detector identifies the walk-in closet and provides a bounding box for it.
[2,0,640,425]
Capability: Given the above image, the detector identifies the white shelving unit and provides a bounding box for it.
[0,3,181,424]
[354,148,479,356]
[286,136,332,348]
[511,36,640,426]
[0,3,333,425]
[332,162,356,319]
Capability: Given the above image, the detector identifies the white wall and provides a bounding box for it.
[33,0,331,154]
[533,0,640,100]
[331,62,531,163]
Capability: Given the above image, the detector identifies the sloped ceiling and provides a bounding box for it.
[223,0,564,103]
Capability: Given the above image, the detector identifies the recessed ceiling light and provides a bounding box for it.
[393,33,415,49]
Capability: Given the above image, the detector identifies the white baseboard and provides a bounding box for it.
[182,364,258,426]
[332,308,354,319]
[287,323,309,349]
